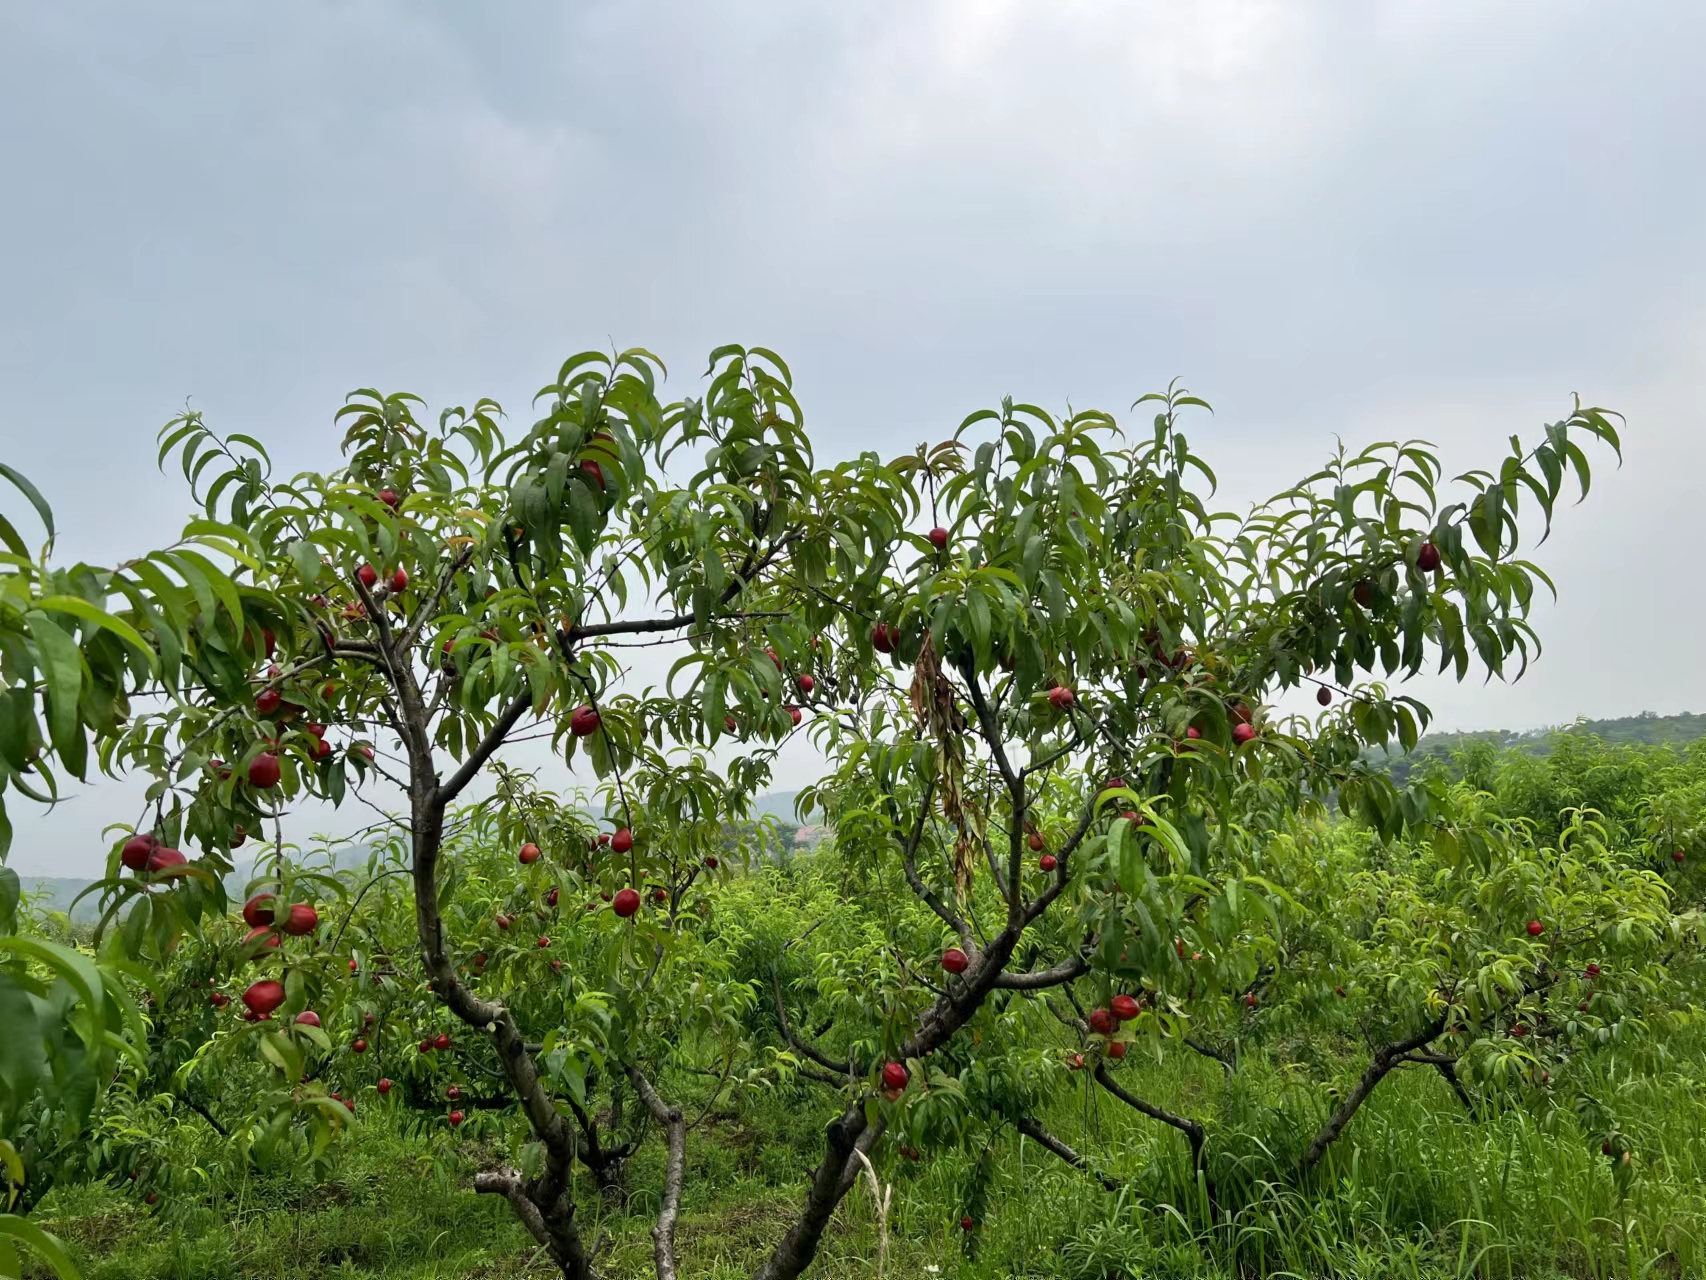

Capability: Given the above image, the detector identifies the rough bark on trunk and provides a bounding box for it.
[357,579,595,1280]
[626,1065,686,1280]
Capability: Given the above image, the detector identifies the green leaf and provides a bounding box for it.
[32,596,153,664]
[0,465,54,542]
[0,1212,83,1280]
[288,539,323,587]
[25,613,83,764]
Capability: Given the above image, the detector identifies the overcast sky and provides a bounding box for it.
[4,1,1703,877]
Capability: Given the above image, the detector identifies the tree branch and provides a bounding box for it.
[1300,1014,1447,1171]
[435,691,533,808]
[1016,1116,1121,1191]
[993,953,1089,990]
[1093,1063,1208,1182]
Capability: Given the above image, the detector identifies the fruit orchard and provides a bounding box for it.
[2,348,1702,1279]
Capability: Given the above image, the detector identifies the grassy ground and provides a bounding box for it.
[29,1044,1705,1280]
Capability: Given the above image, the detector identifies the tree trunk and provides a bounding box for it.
[626,1065,686,1280]
[752,1103,882,1280]
[1299,1017,1447,1172]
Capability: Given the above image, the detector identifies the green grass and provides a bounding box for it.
[29,1043,1705,1279]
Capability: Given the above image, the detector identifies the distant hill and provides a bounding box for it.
[1370,711,1706,784]
[24,842,383,925]
[752,791,807,823]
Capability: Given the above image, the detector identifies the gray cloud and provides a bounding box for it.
[3,1,1702,875]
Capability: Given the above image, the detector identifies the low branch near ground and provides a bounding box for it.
[1300,1015,1448,1171]
[1093,1063,1208,1185]
[1184,1037,1237,1075]
[1016,1116,1121,1191]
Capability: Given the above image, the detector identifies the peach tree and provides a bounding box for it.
[77,347,923,1280]
[758,386,1627,1260]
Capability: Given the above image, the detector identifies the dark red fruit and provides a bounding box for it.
[281,903,319,936]
[1417,541,1441,572]
[871,623,894,654]
[446,1084,462,1101]
[960,1215,974,1232]
[580,460,605,489]
[448,1110,465,1127]
[356,564,378,589]
[881,1061,909,1091]
[519,842,541,864]
[294,1010,321,1027]
[537,935,550,948]
[613,888,641,918]
[1103,776,1126,791]
[1047,685,1075,709]
[928,527,949,550]
[352,1038,368,1054]
[255,688,282,715]
[1673,850,1686,863]
[1027,831,1045,852]
[1526,919,1545,937]
[1184,726,1202,740]
[1232,723,1257,746]
[242,980,286,1016]
[434,1033,451,1050]
[146,847,186,873]
[1039,854,1057,872]
[570,705,601,737]
[1107,1040,1128,1060]
[611,828,634,854]
[1088,1007,1115,1036]
[1352,579,1376,607]
[1316,686,1332,706]
[652,888,668,904]
[941,947,969,975]
[377,1078,393,1095]
[379,488,400,509]
[704,856,719,870]
[787,705,802,726]
[121,832,157,871]
[797,673,815,694]
[390,568,408,593]
[1244,992,1257,1007]
[1111,994,1140,1021]
[248,752,281,789]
